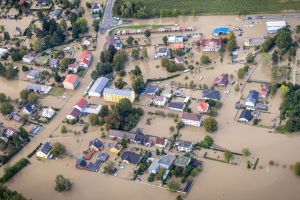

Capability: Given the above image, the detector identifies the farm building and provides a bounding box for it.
[103,88,135,103]
[27,83,52,94]
[88,77,110,97]
[266,21,287,34]
[244,38,266,47]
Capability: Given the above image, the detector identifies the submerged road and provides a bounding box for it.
[100,0,118,34]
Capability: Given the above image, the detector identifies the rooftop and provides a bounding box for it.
[182,112,202,122]
[174,156,191,168]
[64,74,79,84]
[103,88,134,97]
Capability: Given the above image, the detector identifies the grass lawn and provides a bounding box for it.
[114,0,300,18]
[49,87,64,96]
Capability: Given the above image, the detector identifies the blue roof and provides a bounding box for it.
[142,85,159,95]
[103,88,133,97]
[97,152,109,162]
[203,89,220,100]
[213,27,229,35]
[24,103,37,113]
[89,77,109,95]
[89,138,103,149]
[121,151,142,165]
[247,90,259,105]
[168,102,185,109]
[239,110,253,121]
[39,142,52,155]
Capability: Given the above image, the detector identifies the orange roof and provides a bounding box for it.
[64,74,79,84]
[173,43,184,49]
[197,102,209,112]
[80,51,92,59]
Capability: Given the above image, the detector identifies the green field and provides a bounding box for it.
[113,0,300,18]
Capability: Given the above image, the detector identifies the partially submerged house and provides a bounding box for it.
[201,38,222,52]
[174,156,191,168]
[89,138,103,151]
[27,69,41,80]
[238,110,253,122]
[157,47,171,58]
[181,112,202,127]
[142,85,159,96]
[244,37,266,47]
[197,102,209,113]
[104,36,123,50]
[108,129,136,141]
[88,77,110,97]
[79,51,93,68]
[175,140,194,153]
[63,74,80,90]
[121,151,142,165]
[103,88,135,103]
[203,89,221,101]
[110,141,123,154]
[36,141,53,159]
[212,27,229,36]
[66,107,81,120]
[168,102,185,112]
[214,74,229,87]
[266,21,287,34]
[42,107,56,119]
[23,103,37,115]
[153,96,167,107]
[245,90,259,107]
[158,154,176,169]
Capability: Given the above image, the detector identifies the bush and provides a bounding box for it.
[22,65,29,72]
[200,135,214,148]
[61,125,67,133]
[242,148,251,156]
[50,142,66,157]
[55,175,72,192]
[147,173,155,182]
[224,150,233,162]
[0,158,30,183]
[203,117,218,133]
[294,162,300,176]
[201,55,211,65]
[167,179,180,191]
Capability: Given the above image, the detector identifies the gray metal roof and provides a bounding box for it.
[158,154,175,166]
[103,88,133,97]
[89,77,109,95]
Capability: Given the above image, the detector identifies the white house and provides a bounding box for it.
[157,47,171,58]
[168,35,183,43]
[23,55,35,64]
[153,96,167,107]
[175,140,194,153]
[0,48,8,57]
[42,107,56,119]
[266,21,287,34]
[88,77,109,97]
[181,112,202,127]
[79,51,93,68]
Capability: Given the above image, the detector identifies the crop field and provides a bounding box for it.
[114,0,300,18]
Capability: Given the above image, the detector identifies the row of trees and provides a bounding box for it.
[0,62,18,80]
[161,58,185,72]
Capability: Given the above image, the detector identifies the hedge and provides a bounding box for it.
[0,158,30,183]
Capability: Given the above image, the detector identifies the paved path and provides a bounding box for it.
[100,0,118,34]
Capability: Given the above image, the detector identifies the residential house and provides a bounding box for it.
[157,47,171,58]
[103,88,135,103]
[260,84,269,98]
[97,152,109,162]
[244,38,266,47]
[42,107,56,119]
[203,89,221,101]
[174,156,191,168]
[83,104,102,115]
[74,98,88,112]
[6,112,21,122]
[0,48,8,57]
[155,137,168,148]
[79,51,93,68]
[76,159,88,169]
[27,69,41,80]
[83,149,95,160]
[153,96,167,107]
[158,154,176,169]
[35,56,49,66]
[63,74,80,90]
[134,130,151,146]
[36,141,53,159]
[214,74,229,87]
[256,103,268,111]
[181,112,202,127]
[142,85,159,96]
[50,8,62,19]
[245,90,259,107]
[108,129,136,141]
[111,141,123,154]
[172,43,184,50]
[68,63,79,73]
[14,27,22,37]
[5,127,18,138]
[37,0,52,6]
[27,83,52,94]
[89,138,103,151]
[238,110,253,122]
[66,107,81,120]
[22,55,35,64]
[49,59,60,69]
[212,27,229,36]
[23,103,37,115]
[174,56,185,65]
[121,151,142,165]
[201,38,222,52]
[91,2,102,13]
[148,159,160,174]
[168,35,183,43]
[175,140,194,153]
[197,102,209,113]
[168,102,185,112]
[88,77,110,97]
[104,36,123,50]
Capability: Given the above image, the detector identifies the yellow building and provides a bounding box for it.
[103,88,135,103]
[110,141,123,154]
[36,142,53,159]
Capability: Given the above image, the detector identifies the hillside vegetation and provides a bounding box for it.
[113,0,300,18]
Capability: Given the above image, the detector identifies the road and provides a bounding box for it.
[100,0,119,34]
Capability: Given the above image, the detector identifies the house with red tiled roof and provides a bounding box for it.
[68,63,80,73]
[172,42,184,50]
[197,102,209,113]
[155,137,168,148]
[5,127,18,138]
[74,98,88,112]
[174,56,185,65]
[201,38,222,52]
[63,74,79,90]
[214,74,229,87]
[66,107,82,120]
[260,84,269,98]
[79,51,93,68]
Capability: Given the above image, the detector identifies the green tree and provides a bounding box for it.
[0,93,6,103]
[103,161,115,174]
[203,117,218,133]
[55,175,72,192]
[93,19,100,32]
[226,32,237,53]
[132,75,145,93]
[121,138,128,148]
[242,147,251,156]
[131,48,140,60]
[131,66,142,76]
[99,105,109,118]
[201,55,211,65]
[27,93,39,104]
[141,47,148,60]
[237,68,245,79]
[20,90,30,101]
[294,162,300,176]
[162,36,168,46]
[246,52,254,63]
[60,58,74,71]
[3,32,10,41]
[280,85,289,96]
[61,125,67,133]
[0,102,13,115]
[51,142,66,157]
[72,23,80,39]
[176,121,184,130]
[272,50,279,65]
[200,135,214,148]
[75,17,89,33]
[89,114,99,125]
[5,65,18,80]
[126,36,134,46]
[275,28,292,51]
[114,78,127,89]
[0,184,27,200]
[168,179,180,190]
[224,150,233,162]
[34,38,43,52]
[144,30,151,39]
